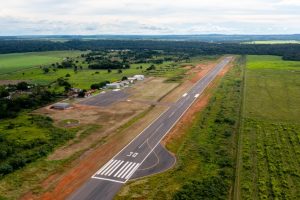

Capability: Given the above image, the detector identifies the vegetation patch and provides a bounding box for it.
[0,114,76,178]
[238,55,300,199]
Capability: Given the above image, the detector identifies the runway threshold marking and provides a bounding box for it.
[92,159,141,182]
[182,93,188,97]
[194,94,200,98]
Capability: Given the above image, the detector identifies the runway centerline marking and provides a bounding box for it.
[138,123,164,149]
[169,111,176,118]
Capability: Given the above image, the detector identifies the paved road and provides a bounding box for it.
[69,57,232,200]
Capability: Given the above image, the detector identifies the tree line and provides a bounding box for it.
[0,40,299,61]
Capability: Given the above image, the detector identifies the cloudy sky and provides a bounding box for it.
[0,0,300,35]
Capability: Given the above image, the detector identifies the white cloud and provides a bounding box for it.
[0,0,299,35]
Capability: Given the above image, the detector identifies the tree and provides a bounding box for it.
[118,69,123,74]
[65,74,71,77]
[78,90,86,98]
[0,87,9,98]
[16,82,29,91]
[107,69,112,73]
[74,65,78,73]
[146,65,156,71]
[122,76,128,81]
[43,67,50,74]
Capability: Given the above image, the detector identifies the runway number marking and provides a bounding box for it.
[127,152,139,158]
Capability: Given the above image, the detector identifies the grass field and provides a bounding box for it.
[0,51,83,75]
[116,57,243,199]
[238,55,300,199]
[0,51,212,89]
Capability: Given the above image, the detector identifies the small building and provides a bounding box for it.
[50,103,71,110]
[128,77,137,83]
[106,83,121,89]
[121,80,130,85]
[134,75,145,81]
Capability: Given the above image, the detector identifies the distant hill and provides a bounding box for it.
[1,34,300,42]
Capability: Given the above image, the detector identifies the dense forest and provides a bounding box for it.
[0,40,299,61]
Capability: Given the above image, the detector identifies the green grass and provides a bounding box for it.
[116,57,243,200]
[0,53,211,89]
[0,51,83,75]
[238,55,300,199]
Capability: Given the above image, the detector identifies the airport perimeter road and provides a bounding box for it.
[69,57,232,200]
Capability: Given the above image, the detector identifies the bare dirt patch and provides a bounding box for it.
[0,80,29,85]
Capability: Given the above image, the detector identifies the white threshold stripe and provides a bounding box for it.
[117,162,135,178]
[125,164,140,179]
[114,161,130,177]
[91,176,125,184]
[182,93,188,97]
[105,160,123,176]
[96,159,114,175]
[100,160,118,175]
[121,163,137,179]
[108,160,124,176]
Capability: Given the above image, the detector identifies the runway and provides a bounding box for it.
[69,57,232,200]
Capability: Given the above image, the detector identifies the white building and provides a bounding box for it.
[128,77,137,83]
[106,83,121,89]
[133,75,145,81]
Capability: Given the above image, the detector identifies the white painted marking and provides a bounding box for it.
[182,93,188,97]
[114,161,130,177]
[138,139,148,149]
[194,94,200,98]
[91,176,125,184]
[154,123,164,133]
[103,160,121,176]
[125,163,141,179]
[96,159,114,175]
[139,123,164,149]
[117,162,135,178]
[121,163,137,179]
[100,160,117,175]
[106,160,124,176]
[169,111,176,118]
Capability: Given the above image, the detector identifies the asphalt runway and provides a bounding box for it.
[69,57,232,200]
[79,90,129,107]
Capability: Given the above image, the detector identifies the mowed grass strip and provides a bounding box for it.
[239,55,300,200]
[115,57,243,200]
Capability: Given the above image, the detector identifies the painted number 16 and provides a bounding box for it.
[127,152,138,158]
